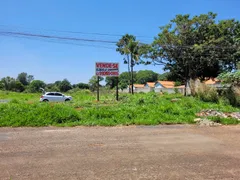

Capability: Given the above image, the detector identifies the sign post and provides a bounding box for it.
[97,76,100,101]
[116,77,119,101]
[95,62,119,101]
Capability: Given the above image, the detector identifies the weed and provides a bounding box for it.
[0,90,239,126]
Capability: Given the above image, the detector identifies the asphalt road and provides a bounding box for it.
[0,125,240,180]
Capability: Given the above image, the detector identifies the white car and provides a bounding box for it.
[40,92,72,102]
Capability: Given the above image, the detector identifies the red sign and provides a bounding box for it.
[95,62,119,76]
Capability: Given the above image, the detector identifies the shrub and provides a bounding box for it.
[137,98,145,105]
[68,88,81,93]
[196,84,219,103]
[222,87,240,107]
[174,88,179,94]
[10,99,20,104]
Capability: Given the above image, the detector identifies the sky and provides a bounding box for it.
[0,0,239,84]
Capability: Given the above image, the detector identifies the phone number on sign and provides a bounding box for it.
[96,72,119,76]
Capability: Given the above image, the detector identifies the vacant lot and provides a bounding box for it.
[0,125,240,180]
[0,91,239,126]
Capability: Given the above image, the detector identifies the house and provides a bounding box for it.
[155,81,175,89]
[124,84,151,93]
[132,84,145,90]
[192,78,224,90]
[145,82,155,88]
[155,81,185,94]
[204,78,222,88]
[123,81,186,94]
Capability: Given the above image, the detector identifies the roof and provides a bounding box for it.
[175,85,185,88]
[146,82,155,88]
[157,81,175,88]
[204,78,220,85]
[132,84,145,88]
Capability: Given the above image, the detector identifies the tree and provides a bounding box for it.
[105,77,118,89]
[149,12,240,95]
[29,80,46,92]
[59,79,72,92]
[0,80,3,90]
[27,75,34,84]
[119,81,128,91]
[46,83,60,92]
[218,70,240,87]
[14,81,25,92]
[158,72,169,81]
[158,72,183,82]
[119,71,137,89]
[1,77,16,91]
[76,83,89,89]
[116,34,142,94]
[17,72,28,86]
[0,77,24,92]
[17,72,34,86]
[136,70,158,84]
[89,76,103,92]
[54,81,61,87]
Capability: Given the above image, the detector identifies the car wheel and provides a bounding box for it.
[43,99,49,102]
[65,99,70,102]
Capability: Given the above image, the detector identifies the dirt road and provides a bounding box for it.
[0,125,240,180]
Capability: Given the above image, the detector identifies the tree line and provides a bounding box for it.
[0,70,171,93]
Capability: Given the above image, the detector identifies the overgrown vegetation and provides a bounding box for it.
[0,90,239,127]
[0,13,239,126]
[196,84,219,103]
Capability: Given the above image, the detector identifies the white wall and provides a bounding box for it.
[122,87,186,94]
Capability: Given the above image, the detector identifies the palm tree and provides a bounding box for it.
[116,34,140,94]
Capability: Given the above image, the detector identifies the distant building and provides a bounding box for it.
[131,84,145,90]
[204,78,222,88]
[145,82,155,88]
[155,81,175,89]
[123,81,186,94]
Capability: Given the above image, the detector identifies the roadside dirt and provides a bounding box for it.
[0,125,240,180]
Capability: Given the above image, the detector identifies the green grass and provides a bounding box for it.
[0,90,239,127]
[208,116,239,125]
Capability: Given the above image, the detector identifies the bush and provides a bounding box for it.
[10,98,21,104]
[46,85,60,92]
[174,88,179,94]
[197,84,219,103]
[68,88,81,93]
[222,87,240,107]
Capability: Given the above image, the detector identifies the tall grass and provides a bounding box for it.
[0,91,239,127]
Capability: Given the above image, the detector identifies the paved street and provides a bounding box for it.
[0,125,240,180]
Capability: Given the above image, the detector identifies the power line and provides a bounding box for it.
[0,30,238,50]
[0,31,118,44]
[0,24,153,39]
[0,32,116,50]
